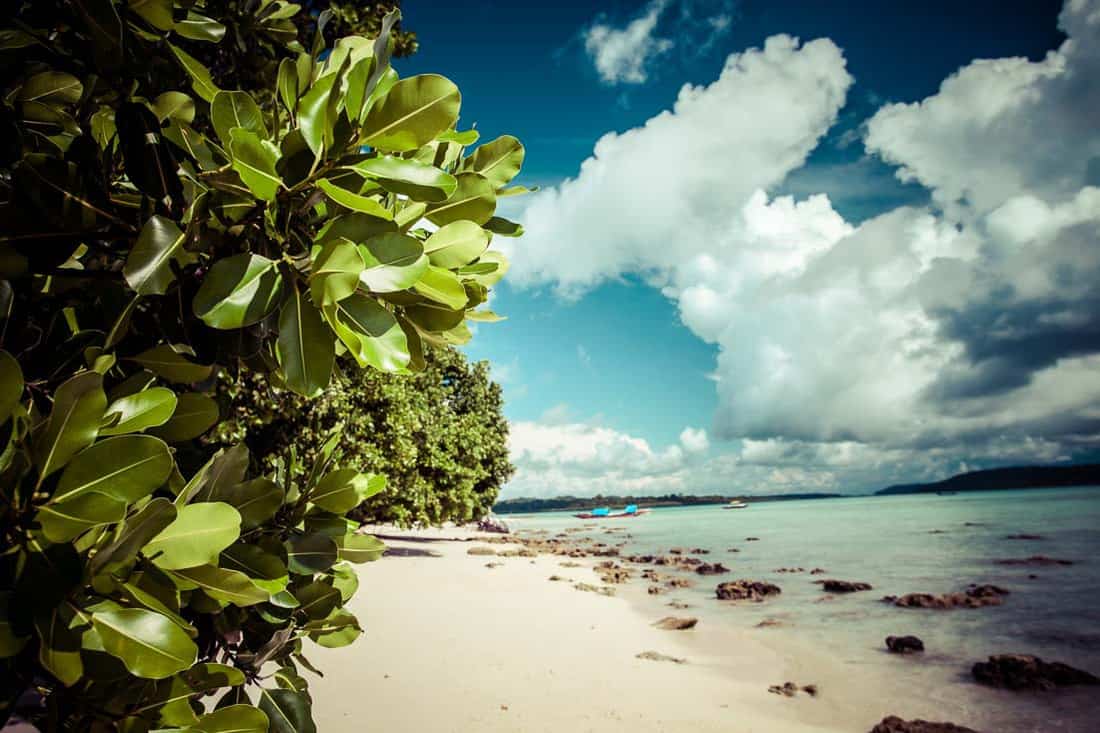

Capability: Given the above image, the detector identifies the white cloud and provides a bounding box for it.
[501,1,1100,496]
[679,427,709,452]
[584,0,674,85]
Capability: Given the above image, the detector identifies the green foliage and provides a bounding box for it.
[0,0,522,729]
[210,348,514,527]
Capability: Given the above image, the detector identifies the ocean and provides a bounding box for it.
[510,486,1100,732]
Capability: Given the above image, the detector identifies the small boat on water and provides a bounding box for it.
[574,504,650,519]
[722,499,749,509]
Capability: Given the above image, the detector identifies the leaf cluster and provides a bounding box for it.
[0,0,524,729]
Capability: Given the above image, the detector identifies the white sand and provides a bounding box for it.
[308,529,892,733]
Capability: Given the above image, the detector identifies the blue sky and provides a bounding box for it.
[392,1,1100,498]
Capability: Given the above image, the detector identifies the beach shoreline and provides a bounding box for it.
[307,526,913,733]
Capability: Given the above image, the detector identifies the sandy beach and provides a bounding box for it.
[307,527,905,733]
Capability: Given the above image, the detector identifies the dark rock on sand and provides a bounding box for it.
[716,580,781,602]
[1004,533,1044,540]
[816,579,872,593]
[869,716,979,733]
[574,582,616,597]
[768,682,817,697]
[666,577,695,589]
[667,601,692,609]
[694,562,730,576]
[548,575,566,581]
[995,555,1073,566]
[889,584,1009,609]
[636,650,686,664]
[755,618,784,628]
[647,585,665,595]
[654,616,698,630]
[971,654,1100,690]
[467,546,497,556]
[885,635,924,654]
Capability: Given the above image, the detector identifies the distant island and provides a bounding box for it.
[493,492,842,514]
[875,463,1100,496]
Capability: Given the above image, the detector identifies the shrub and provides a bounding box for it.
[210,347,514,527]
[0,0,524,729]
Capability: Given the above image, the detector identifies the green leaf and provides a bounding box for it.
[169,43,220,103]
[412,266,468,310]
[153,91,196,123]
[211,91,267,147]
[294,582,341,620]
[18,71,84,104]
[101,387,177,436]
[149,392,219,442]
[220,543,288,590]
[297,73,337,157]
[258,688,316,733]
[423,221,490,269]
[358,232,428,292]
[119,581,196,636]
[128,0,174,29]
[37,491,127,542]
[305,609,362,648]
[144,503,242,570]
[322,293,410,372]
[316,179,392,220]
[170,565,270,606]
[173,12,227,43]
[336,532,386,563]
[285,533,338,574]
[229,127,281,201]
[309,469,365,514]
[438,128,480,145]
[194,254,285,329]
[35,607,83,686]
[278,288,334,399]
[348,156,457,202]
[361,74,461,153]
[309,240,364,306]
[124,215,197,296]
[192,705,269,733]
[484,216,524,237]
[34,371,107,482]
[130,345,214,384]
[211,478,284,529]
[469,135,525,188]
[52,435,173,504]
[0,350,24,422]
[425,172,496,226]
[277,58,299,117]
[92,608,198,679]
[180,443,249,505]
[329,562,359,602]
[466,250,509,288]
[89,498,177,578]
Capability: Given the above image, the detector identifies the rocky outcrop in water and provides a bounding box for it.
[694,562,729,576]
[869,717,978,733]
[885,584,1009,609]
[716,580,781,601]
[816,579,873,593]
[971,654,1100,690]
[885,635,924,653]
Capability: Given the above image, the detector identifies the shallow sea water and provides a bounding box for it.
[511,487,1100,732]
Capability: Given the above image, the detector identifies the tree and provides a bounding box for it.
[210,347,514,527]
[0,0,524,729]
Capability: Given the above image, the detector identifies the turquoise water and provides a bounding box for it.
[512,487,1100,732]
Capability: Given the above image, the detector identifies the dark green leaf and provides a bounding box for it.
[294,582,340,620]
[170,565,270,606]
[322,293,410,372]
[0,350,24,422]
[169,43,220,102]
[34,371,107,481]
[18,72,83,104]
[130,345,213,384]
[278,288,334,398]
[149,392,219,442]
[52,435,173,504]
[192,705,268,733]
[37,491,127,542]
[212,91,267,147]
[258,688,316,733]
[35,607,83,686]
[194,254,285,329]
[285,533,338,575]
[89,498,176,578]
[309,240,364,307]
[210,477,283,529]
[125,215,196,296]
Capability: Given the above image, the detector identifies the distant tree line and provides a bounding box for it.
[494,492,842,514]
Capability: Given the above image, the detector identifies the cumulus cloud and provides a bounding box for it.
[584,0,674,85]
[501,0,1100,495]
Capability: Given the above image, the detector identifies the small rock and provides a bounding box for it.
[548,575,566,581]
[801,684,817,697]
[668,547,685,555]
[745,537,760,541]
[809,568,827,575]
[994,555,1073,566]
[694,562,730,576]
[667,601,691,609]
[768,682,799,697]
[666,577,694,589]
[1004,533,1044,540]
[559,561,582,568]
[689,547,710,554]
[727,548,741,553]
[647,585,665,595]
[869,716,979,733]
[485,562,502,568]
[636,650,686,664]
[885,635,924,654]
[716,580,781,602]
[755,618,784,628]
[654,616,698,630]
[971,654,1100,690]
[467,547,497,556]
[816,579,873,593]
